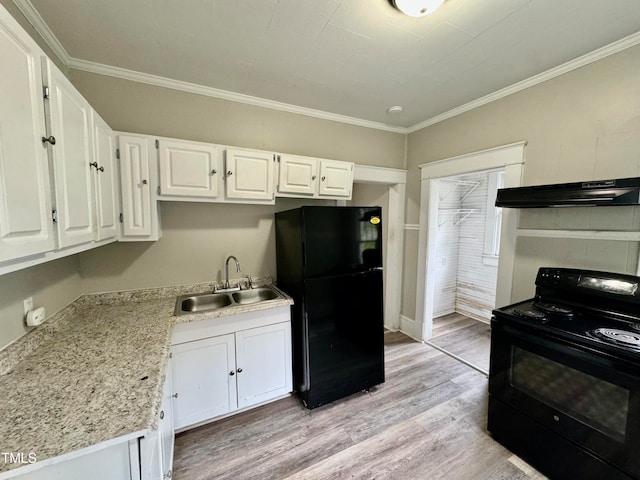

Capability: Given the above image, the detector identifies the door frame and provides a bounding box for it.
[352,164,407,331]
[415,142,525,341]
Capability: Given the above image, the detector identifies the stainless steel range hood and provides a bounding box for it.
[496,177,640,208]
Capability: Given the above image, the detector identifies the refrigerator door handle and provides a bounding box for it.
[300,311,311,391]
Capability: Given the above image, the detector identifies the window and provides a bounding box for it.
[483,170,504,265]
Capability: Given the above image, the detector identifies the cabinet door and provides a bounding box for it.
[160,358,175,480]
[318,159,353,198]
[0,12,54,262]
[171,334,237,430]
[158,139,222,198]
[235,322,293,409]
[92,111,119,241]
[277,154,318,196]
[43,59,95,248]
[118,134,160,240]
[225,148,275,201]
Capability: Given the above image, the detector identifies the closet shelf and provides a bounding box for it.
[438,179,480,202]
[438,208,479,227]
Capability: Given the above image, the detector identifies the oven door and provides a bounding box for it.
[489,320,640,478]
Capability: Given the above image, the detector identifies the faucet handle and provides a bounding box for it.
[243,274,253,290]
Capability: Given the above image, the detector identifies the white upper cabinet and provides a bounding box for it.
[318,158,353,197]
[118,134,161,241]
[276,154,353,199]
[0,11,54,262]
[43,58,95,249]
[277,154,318,196]
[158,138,223,199]
[225,148,275,202]
[91,111,119,241]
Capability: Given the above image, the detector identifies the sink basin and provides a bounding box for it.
[179,293,233,313]
[174,286,284,315]
[232,287,279,305]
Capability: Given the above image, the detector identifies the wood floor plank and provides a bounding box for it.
[173,329,544,479]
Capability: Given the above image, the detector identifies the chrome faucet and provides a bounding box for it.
[224,255,241,289]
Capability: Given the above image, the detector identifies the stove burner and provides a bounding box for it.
[592,328,640,349]
[514,307,546,320]
[631,323,640,333]
[534,301,574,317]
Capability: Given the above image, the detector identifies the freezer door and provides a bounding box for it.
[303,269,384,408]
[303,206,382,278]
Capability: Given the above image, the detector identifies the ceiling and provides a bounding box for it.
[17,0,640,130]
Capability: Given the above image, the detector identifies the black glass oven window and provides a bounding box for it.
[510,347,630,439]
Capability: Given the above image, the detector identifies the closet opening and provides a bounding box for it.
[426,168,504,374]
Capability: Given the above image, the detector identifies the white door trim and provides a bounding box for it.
[353,164,407,331]
[415,142,526,341]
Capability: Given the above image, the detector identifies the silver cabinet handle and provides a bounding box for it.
[229,371,235,376]
[211,169,217,175]
[312,175,316,180]
[237,368,243,373]
[321,176,326,181]
[142,179,148,185]
[159,410,164,420]
[42,135,56,145]
[89,161,98,169]
[172,392,178,398]
[97,166,104,173]
[226,171,233,176]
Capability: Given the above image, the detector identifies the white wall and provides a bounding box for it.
[456,171,497,321]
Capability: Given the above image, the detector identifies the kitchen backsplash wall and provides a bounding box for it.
[78,198,334,294]
[402,43,640,320]
[0,257,82,350]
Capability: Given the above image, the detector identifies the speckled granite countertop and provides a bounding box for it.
[0,280,292,476]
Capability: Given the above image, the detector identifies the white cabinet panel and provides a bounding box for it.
[118,134,161,241]
[92,112,118,241]
[318,159,353,197]
[171,334,236,430]
[158,139,222,198]
[277,154,317,196]
[235,322,293,409]
[43,59,94,249]
[225,148,275,201]
[0,12,54,262]
[10,441,134,480]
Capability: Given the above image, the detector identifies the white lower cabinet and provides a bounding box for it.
[140,357,175,480]
[8,440,136,480]
[171,333,237,430]
[171,307,292,431]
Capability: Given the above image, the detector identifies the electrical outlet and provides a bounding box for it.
[23,297,33,315]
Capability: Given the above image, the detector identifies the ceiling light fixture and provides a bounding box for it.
[389,0,445,17]
[387,106,404,115]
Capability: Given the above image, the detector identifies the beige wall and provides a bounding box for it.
[72,70,405,294]
[69,71,406,168]
[402,44,640,320]
[0,257,82,349]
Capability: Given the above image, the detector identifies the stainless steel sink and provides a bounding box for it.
[232,287,279,305]
[174,286,284,315]
[179,293,233,313]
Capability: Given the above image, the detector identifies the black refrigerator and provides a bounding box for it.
[275,206,385,409]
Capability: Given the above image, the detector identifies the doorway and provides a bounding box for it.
[427,169,504,373]
[414,142,526,374]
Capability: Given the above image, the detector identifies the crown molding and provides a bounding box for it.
[407,30,640,133]
[12,0,71,65]
[68,58,408,133]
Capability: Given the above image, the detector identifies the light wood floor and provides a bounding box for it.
[429,313,491,374]
[173,324,545,480]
